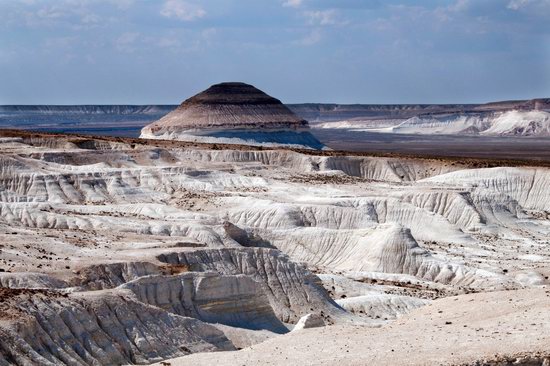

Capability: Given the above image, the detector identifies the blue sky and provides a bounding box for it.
[0,0,549,104]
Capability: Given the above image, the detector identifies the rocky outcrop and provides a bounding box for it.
[143,82,307,131]
[261,223,499,287]
[292,313,325,331]
[70,262,162,290]
[140,82,325,149]
[336,294,430,321]
[122,272,288,333]
[156,248,347,324]
[0,272,67,289]
[0,289,235,365]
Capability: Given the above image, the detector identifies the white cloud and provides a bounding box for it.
[81,12,100,24]
[449,0,470,12]
[1,0,109,29]
[507,0,550,10]
[508,0,532,9]
[107,0,134,10]
[35,5,66,20]
[304,10,338,26]
[43,36,78,49]
[283,0,303,8]
[294,28,322,46]
[160,0,205,21]
[114,32,140,52]
[157,37,180,48]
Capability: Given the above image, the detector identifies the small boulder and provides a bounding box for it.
[292,313,325,331]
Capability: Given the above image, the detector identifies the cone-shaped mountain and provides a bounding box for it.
[141,82,324,150]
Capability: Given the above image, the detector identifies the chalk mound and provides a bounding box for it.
[141,82,325,149]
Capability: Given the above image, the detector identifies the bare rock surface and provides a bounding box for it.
[140,82,325,149]
[292,313,325,331]
[0,288,235,365]
[0,130,549,365]
[309,98,550,137]
[152,288,550,366]
[144,82,308,131]
[156,248,348,324]
[121,271,288,333]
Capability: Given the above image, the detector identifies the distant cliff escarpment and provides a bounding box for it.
[0,105,176,114]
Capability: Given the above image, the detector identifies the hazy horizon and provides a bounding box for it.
[1,95,548,107]
[1,0,549,105]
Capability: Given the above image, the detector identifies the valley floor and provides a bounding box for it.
[311,129,550,161]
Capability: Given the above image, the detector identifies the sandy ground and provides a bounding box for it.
[156,288,550,366]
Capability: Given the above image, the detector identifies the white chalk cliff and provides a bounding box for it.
[311,98,550,136]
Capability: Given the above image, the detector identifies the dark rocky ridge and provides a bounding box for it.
[181,82,295,106]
